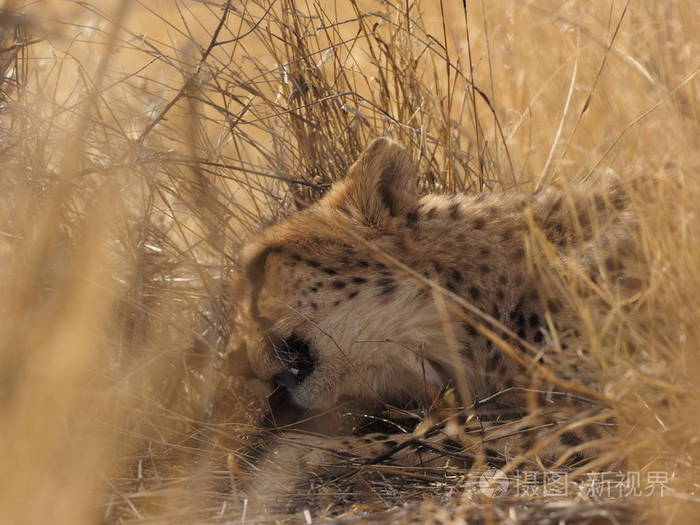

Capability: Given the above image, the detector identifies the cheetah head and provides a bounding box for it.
[234,138,449,414]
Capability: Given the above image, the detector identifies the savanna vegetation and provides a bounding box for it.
[1,1,698,523]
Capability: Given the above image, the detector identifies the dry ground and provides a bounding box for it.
[0,0,699,523]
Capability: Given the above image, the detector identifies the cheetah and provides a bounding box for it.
[232,137,642,506]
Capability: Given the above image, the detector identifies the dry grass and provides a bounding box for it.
[0,0,698,523]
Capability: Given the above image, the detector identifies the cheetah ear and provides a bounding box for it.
[331,137,418,226]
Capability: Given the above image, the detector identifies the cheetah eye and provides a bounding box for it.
[273,333,315,384]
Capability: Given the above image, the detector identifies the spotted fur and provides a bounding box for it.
[232,138,641,507]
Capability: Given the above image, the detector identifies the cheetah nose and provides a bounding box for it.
[273,369,299,389]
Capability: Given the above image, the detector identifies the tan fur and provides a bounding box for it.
[233,138,640,506]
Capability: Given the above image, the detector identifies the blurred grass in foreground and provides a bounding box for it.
[0,0,698,523]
